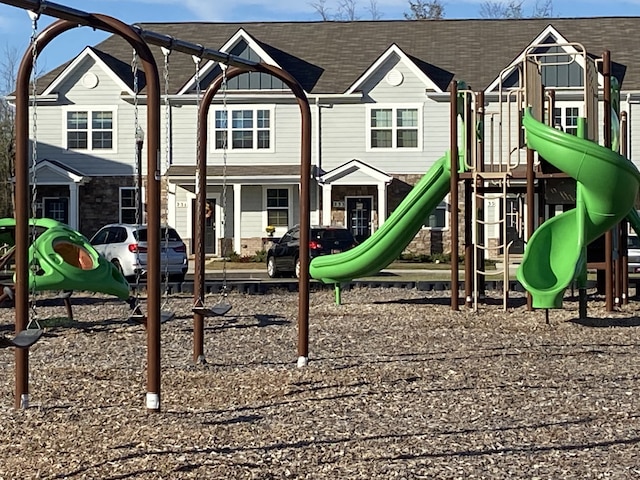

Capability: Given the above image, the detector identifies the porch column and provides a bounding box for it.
[233,183,242,254]
[69,182,78,230]
[377,182,387,228]
[322,183,332,226]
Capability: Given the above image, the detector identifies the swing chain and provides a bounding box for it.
[220,64,229,299]
[161,46,171,303]
[131,50,142,293]
[28,10,41,327]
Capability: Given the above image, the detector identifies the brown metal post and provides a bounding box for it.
[526,147,535,311]
[621,111,629,304]
[450,81,459,310]
[603,51,614,311]
[14,15,161,410]
[194,64,311,366]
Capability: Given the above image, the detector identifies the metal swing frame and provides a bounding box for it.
[191,59,232,320]
[1,11,44,352]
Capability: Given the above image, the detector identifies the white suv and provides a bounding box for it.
[628,234,640,274]
[90,224,188,282]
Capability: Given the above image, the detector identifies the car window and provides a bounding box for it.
[322,229,353,241]
[280,232,293,244]
[114,227,128,243]
[135,227,182,242]
[628,235,640,249]
[291,228,300,241]
[91,229,108,245]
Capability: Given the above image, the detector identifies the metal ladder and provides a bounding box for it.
[472,171,512,311]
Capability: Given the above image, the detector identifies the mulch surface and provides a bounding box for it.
[1,287,640,479]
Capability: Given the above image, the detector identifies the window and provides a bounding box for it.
[424,201,447,229]
[266,188,289,227]
[65,108,115,150]
[368,105,420,150]
[553,106,581,136]
[215,107,272,150]
[120,187,136,224]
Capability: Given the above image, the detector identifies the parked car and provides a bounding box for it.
[628,234,640,274]
[90,223,188,282]
[267,225,358,278]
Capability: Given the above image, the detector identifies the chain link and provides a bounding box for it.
[220,65,229,297]
[161,47,171,303]
[28,10,40,324]
[131,50,142,291]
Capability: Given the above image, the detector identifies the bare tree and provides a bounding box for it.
[404,0,445,20]
[0,45,19,217]
[532,0,553,18]
[336,0,360,21]
[366,0,383,20]
[480,0,553,18]
[310,0,332,20]
[310,0,382,21]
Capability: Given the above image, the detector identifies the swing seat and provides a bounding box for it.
[192,301,232,317]
[0,328,43,349]
[129,309,176,325]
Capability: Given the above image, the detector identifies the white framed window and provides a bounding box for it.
[63,106,117,152]
[119,187,140,224]
[214,106,274,151]
[367,104,422,151]
[551,103,583,136]
[422,201,448,230]
[263,186,291,231]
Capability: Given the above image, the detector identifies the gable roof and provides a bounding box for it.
[35,18,640,96]
[41,46,141,96]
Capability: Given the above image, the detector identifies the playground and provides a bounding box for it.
[1,287,640,478]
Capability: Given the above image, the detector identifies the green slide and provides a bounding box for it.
[310,153,453,284]
[516,109,640,308]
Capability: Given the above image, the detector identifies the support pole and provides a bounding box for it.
[603,51,614,312]
[450,81,459,311]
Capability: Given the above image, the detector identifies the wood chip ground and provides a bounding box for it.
[1,287,640,479]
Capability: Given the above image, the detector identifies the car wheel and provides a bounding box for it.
[267,256,279,278]
[294,257,301,279]
[112,260,125,278]
[169,273,186,283]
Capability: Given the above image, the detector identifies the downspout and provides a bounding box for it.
[314,97,322,224]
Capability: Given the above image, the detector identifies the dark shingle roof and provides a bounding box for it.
[37,18,640,94]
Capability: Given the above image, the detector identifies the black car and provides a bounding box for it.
[266,225,358,278]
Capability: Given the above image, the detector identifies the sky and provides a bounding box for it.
[1,0,640,78]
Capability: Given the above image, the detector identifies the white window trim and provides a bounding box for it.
[366,103,423,152]
[263,185,292,236]
[420,197,449,231]
[550,101,583,134]
[119,186,145,224]
[212,105,275,153]
[62,105,118,153]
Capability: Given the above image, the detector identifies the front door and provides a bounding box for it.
[43,197,69,225]
[346,196,372,243]
[191,198,217,255]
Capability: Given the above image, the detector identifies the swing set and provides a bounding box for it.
[2,0,313,412]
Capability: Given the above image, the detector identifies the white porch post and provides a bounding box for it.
[377,182,387,228]
[322,183,332,226]
[233,183,242,254]
[69,183,78,230]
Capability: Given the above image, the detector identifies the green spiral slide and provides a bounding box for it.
[310,152,454,284]
[516,109,640,309]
